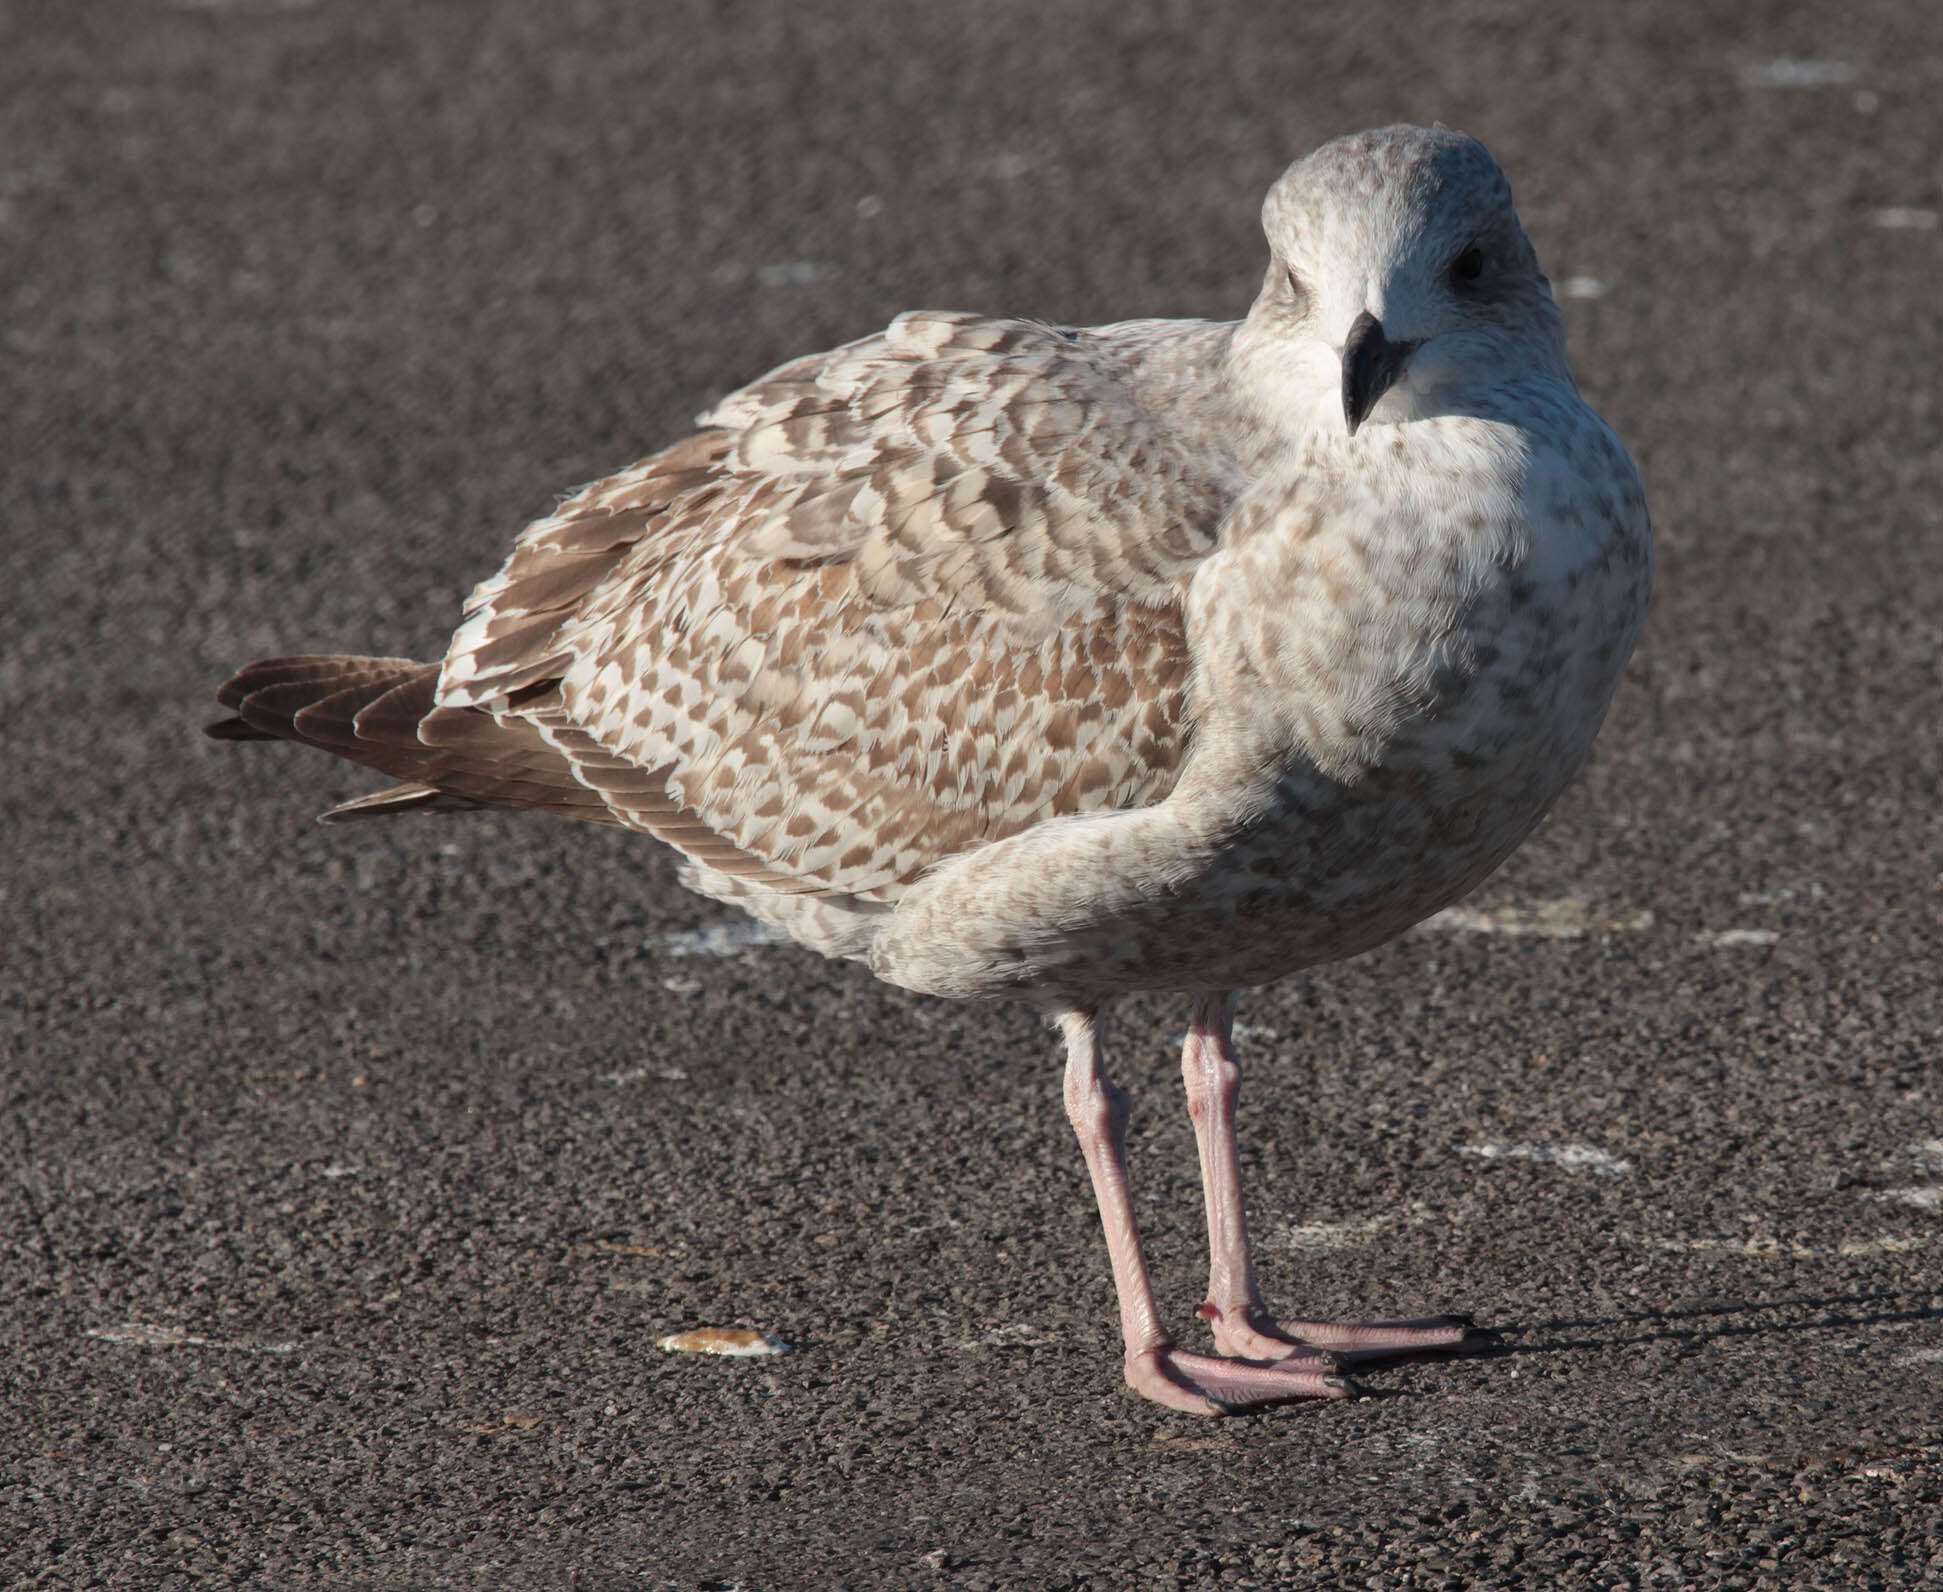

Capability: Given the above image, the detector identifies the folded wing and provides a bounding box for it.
[223,312,1239,902]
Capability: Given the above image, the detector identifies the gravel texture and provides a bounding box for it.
[5,2,1941,1587]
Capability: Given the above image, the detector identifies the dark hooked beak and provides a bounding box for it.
[1341,310,1418,436]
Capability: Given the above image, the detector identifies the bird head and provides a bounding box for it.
[1243,126,1570,437]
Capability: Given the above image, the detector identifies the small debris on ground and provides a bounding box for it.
[657,1327,791,1357]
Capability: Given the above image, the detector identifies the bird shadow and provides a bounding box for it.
[1322,1290,1943,1405]
[1490,1289,1943,1359]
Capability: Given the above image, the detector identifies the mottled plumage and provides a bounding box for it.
[212,126,1651,1414]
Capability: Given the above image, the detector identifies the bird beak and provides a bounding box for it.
[1341,310,1418,436]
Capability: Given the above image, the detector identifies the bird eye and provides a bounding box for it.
[1450,245,1485,285]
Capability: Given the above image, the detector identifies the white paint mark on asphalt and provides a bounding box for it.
[319,1162,359,1179]
[657,1327,791,1357]
[1419,896,1653,939]
[1735,884,1825,905]
[598,1066,690,1085]
[648,921,791,957]
[1648,1234,1931,1258]
[1277,1202,1433,1251]
[1694,928,1781,948]
[1742,59,1856,88]
[1557,276,1607,299]
[87,1323,297,1354]
[1865,1188,1943,1210]
[1872,207,1939,230]
[1456,1141,1634,1176]
[1283,1214,1397,1250]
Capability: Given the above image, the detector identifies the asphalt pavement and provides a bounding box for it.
[4,2,1941,1587]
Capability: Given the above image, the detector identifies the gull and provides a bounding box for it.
[209,126,1652,1414]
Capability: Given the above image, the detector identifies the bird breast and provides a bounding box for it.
[874,389,1651,1003]
[1143,398,1651,980]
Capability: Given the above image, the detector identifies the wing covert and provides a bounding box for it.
[437,312,1238,897]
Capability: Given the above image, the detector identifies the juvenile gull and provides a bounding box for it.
[209,126,1652,1414]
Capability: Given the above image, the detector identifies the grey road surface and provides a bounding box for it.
[4,2,1941,1587]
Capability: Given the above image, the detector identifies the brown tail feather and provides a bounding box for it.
[321,782,487,822]
[205,653,618,826]
[214,654,423,716]
[205,716,278,741]
[207,652,806,885]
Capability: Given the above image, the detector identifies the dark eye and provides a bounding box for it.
[1451,245,1484,285]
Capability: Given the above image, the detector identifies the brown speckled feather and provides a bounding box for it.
[436,311,1238,898]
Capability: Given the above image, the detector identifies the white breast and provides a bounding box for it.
[871,389,1650,1002]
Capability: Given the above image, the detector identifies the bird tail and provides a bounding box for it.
[204,654,617,826]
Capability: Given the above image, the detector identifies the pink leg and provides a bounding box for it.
[1059,1010,1352,1414]
[1181,994,1485,1361]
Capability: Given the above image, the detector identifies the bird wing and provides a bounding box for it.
[436,311,1238,898]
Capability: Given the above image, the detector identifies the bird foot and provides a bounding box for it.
[1196,1301,1488,1362]
[1125,1343,1358,1415]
